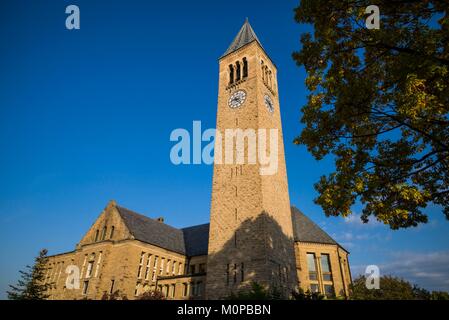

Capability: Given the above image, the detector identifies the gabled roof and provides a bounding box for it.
[117,206,187,254]
[291,206,338,246]
[222,18,263,58]
[115,204,343,257]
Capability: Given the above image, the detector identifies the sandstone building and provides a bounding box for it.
[44,20,351,300]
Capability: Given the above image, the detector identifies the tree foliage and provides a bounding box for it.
[101,290,129,300]
[351,275,449,300]
[291,288,325,300]
[8,249,51,300]
[225,282,283,300]
[293,0,449,228]
[136,290,165,300]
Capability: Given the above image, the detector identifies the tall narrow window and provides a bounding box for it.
[109,226,115,239]
[94,230,99,242]
[101,226,107,240]
[321,254,332,281]
[229,64,234,84]
[307,253,317,280]
[236,61,241,81]
[241,263,244,282]
[160,258,165,275]
[183,283,188,296]
[110,280,115,294]
[261,60,265,81]
[166,259,171,274]
[86,261,94,278]
[226,264,230,285]
[94,252,102,277]
[243,57,248,78]
[233,264,237,283]
[82,281,89,295]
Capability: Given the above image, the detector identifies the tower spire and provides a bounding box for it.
[221,18,263,58]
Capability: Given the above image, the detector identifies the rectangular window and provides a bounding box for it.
[183,283,188,296]
[324,284,335,298]
[110,280,115,294]
[109,226,115,239]
[172,261,176,275]
[94,252,102,277]
[307,253,317,280]
[137,265,142,278]
[197,281,203,296]
[190,264,196,274]
[241,263,244,282]
[166,259,171,274]
[160,258,165,275]
[82,281,89,295]
[321,254,333,281]
[171,284,176,298]
[139,252,145,265]
[233,264,237,283]
[310,284,319,293]
[178,263,183,275]
[86,261,94,278]
[226,264,230,285]
[198,263,206,273]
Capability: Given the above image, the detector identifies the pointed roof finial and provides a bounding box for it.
[221,18,263,58]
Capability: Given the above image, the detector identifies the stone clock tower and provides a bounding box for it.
[206,19,298,299]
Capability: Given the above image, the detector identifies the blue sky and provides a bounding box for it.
[1,0,448,298]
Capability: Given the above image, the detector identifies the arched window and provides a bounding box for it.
[229,64,234,84]
[110,226,115,239]
[268,70,272,88]
[235,61,241,81]
[101,226,107,240]
[243,58,248,78]
[94,229,99,242]
[265,67,269,85]
[261,60,264,81]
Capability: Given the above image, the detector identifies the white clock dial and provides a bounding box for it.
[228,90,246,109]
[264,94,274,113]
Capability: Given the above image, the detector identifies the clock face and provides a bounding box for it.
[264,94,274,113]
[228,90,246,109]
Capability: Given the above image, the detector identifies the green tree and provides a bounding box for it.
[8,249,52,300]
[101,290,129,300]
[136,290,165,300]
[351,275,449,300]
[291,288,325,300]
[225,282,283,300]
[293,0,449,228]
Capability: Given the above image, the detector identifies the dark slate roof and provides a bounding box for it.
[181,224,209,257]
[291,206,338,245]
[116,205,209,256]
[117,206,186,254]
[222,18,263,57]
[116,204,343,256]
